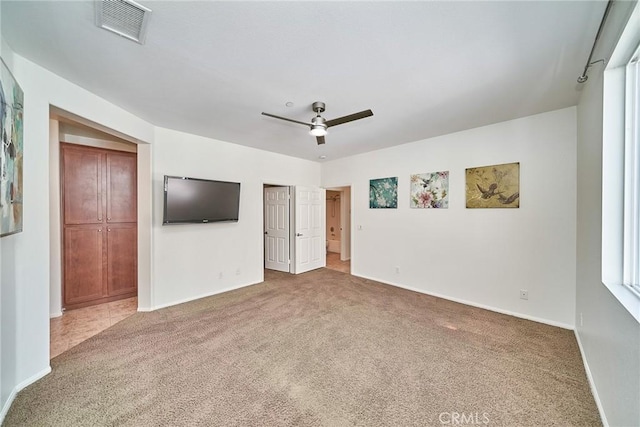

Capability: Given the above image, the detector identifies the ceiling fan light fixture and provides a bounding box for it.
[309,125,327,137]
[309,116,327,136]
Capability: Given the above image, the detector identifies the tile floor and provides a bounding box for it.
[50,297,137,359]
[326,252,350,274]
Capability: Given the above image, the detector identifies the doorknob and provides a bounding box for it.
[296,233,303,237]
[264,231,268,235]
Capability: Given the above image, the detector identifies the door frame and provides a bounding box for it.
[50,113,150,317]
[263,186,291,272]
[59,142,138,311]
[326,185,352,264]
[263,182,328,274]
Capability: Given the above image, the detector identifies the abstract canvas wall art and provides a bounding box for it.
[369,177,398,208]
[410,171,449,208]
[0,58,24,236]
[465,162,519,208]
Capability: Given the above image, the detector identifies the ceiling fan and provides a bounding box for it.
[262,102,373,145]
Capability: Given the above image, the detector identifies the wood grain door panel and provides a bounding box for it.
[62,148,104,224]
[61,144,138,310]
[107,225,137,296]
[64,226,105,305]
[106,153,137,223]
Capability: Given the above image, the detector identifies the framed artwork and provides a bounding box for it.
[466,162,519,208]
[0,58,24,236]
[369,177,398,208]
[410,171,449,208]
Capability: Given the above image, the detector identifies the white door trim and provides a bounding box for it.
[264,186,291,272]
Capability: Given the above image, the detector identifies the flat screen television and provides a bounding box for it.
[163,175,240,224]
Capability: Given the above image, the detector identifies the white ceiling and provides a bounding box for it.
[2,1,605,161]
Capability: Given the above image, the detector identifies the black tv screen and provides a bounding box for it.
[163,175,240,224]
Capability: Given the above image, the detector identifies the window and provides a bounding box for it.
[623,48,639,295]
[602,2,640,322]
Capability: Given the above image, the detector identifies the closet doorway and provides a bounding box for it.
[61,143,138,310]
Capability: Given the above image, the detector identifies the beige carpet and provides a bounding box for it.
[4,269,600,426]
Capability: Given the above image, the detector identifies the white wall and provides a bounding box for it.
[575,4,640,425]
[1,44,53,419]
[48,119,62,317]
[0,44,155,420]
[152,127,321,309]
[322,108,577,327]
[0,44,319,420]
[0,8,10,414]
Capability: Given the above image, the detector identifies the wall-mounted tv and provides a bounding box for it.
[163,175,241,225]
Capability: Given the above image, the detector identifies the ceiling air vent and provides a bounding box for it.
[95,0,151,44]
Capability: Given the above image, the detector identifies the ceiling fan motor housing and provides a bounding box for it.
[312,102,326,114]
[311,116,327,127]
[310,116,328,136]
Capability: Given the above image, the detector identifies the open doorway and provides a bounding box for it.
[325,186,351,274]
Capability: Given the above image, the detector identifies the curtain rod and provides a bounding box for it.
[577,0,614,83]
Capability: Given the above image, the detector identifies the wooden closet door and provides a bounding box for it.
[106,224,137,296]
[106,153,137,223]
[63,227,106,305]
[61,143,137,310]
[62,148,105,224]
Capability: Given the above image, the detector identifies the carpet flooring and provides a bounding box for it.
[4,269,600,426]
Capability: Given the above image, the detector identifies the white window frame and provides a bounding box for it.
[623,50,639,294]
[602,2,640,323]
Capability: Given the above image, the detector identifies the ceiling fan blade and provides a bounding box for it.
[261,112,310,127]
[316,135,326,145]
[325,109,373,128]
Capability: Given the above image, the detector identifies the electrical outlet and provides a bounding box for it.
[219,272,223,279]
[580,313,583,327]
[395,266,400,274]
[236,268,241,276]
[519,290,528,300]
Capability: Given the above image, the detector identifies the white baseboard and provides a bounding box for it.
[49,311,63,319]
[147,280,262,311]
[574,330,608,427]
[0,366,51,424]
[354,273,574,330]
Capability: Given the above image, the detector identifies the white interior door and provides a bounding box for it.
[294,186,325,274]
[264,186,290,272]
